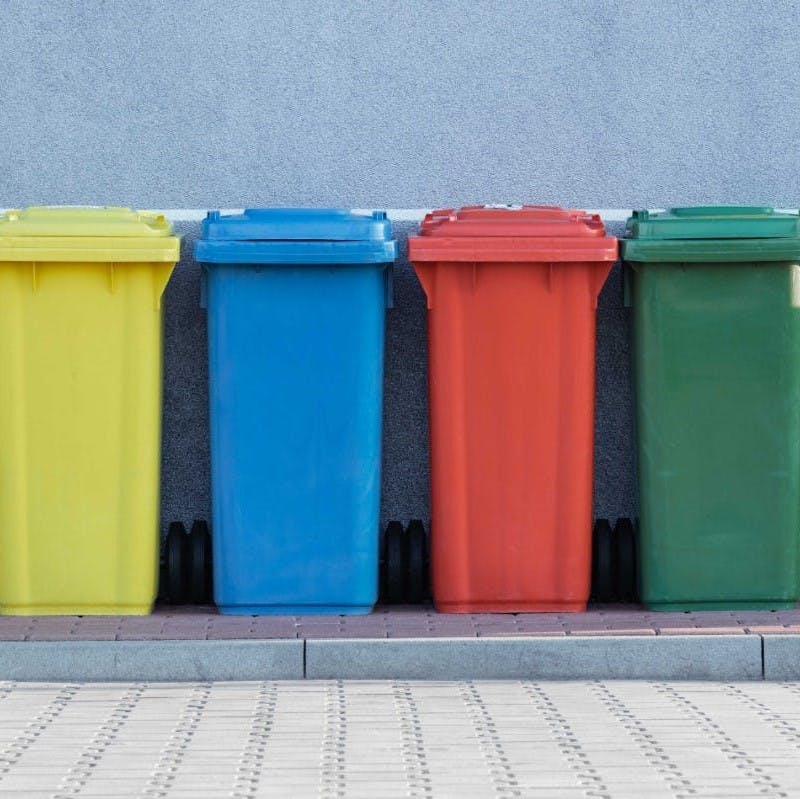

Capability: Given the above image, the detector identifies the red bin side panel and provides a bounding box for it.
[416,258,609,612]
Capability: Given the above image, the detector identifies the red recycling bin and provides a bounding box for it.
[409,206,616,612]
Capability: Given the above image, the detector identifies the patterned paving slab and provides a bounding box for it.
[2,605,800,641]
[0,680,798,797]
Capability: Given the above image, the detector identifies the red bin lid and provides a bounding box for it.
[408,205,618,262]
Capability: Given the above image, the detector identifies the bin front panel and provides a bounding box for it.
[207,263,386,614]
[421,259,606,612]
[633,262,800,609]
[0,261,171,614]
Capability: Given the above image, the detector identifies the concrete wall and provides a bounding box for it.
[1,0,796,531]
[2,0,798,207]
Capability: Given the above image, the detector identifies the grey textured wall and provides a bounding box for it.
[0,0,795,532]
[1,0,799,206]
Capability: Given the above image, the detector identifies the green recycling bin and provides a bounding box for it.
[623,207,800,611]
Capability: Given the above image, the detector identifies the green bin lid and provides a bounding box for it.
[622,207,800,263]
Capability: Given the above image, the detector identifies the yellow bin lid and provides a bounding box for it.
[0,206,181,262]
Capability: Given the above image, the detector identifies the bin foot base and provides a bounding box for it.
[217,604,374,616]
[646,600,797,612]
[0,604,154,616]
[435,600,587,614]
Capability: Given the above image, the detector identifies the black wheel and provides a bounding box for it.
[591,519,614,603]
[405,520,427,604]
[166,522,189,605]
[614,518,637,603]
[189,520,212,604]
[383,521,405,604]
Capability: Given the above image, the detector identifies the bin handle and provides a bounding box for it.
[414,263,434,309]
[622,262,633,308]
[199,265,208,310]
[385,264,395,310]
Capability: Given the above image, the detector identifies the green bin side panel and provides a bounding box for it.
[633,261,800,610]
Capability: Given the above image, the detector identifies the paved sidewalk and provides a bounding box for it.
[5,606,800,641]
[2,607,800,681]
[0,680,798,797]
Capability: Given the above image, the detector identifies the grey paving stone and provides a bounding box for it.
[306,635,763,680]
[0,640,304,681]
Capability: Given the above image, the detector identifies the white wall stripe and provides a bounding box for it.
[4,208,798,224]
[153,208,644,223]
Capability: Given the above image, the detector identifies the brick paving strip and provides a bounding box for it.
[12,605,800,640]
[0,606,799,680]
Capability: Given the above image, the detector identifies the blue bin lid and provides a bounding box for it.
[195,209,397,264]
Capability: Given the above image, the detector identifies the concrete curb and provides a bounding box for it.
[305,636,764,681]
[0,640,304,681]
[762,635,800,680]
[0,635,773,682]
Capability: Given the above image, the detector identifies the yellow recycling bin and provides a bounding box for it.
[0,207,179,614]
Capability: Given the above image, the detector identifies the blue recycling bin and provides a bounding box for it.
[195,209,396,614]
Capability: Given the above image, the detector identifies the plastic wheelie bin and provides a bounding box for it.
[195,209,396,615]
[408,206,617,612]
[623,206,800,611]
[0,206,179,614]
